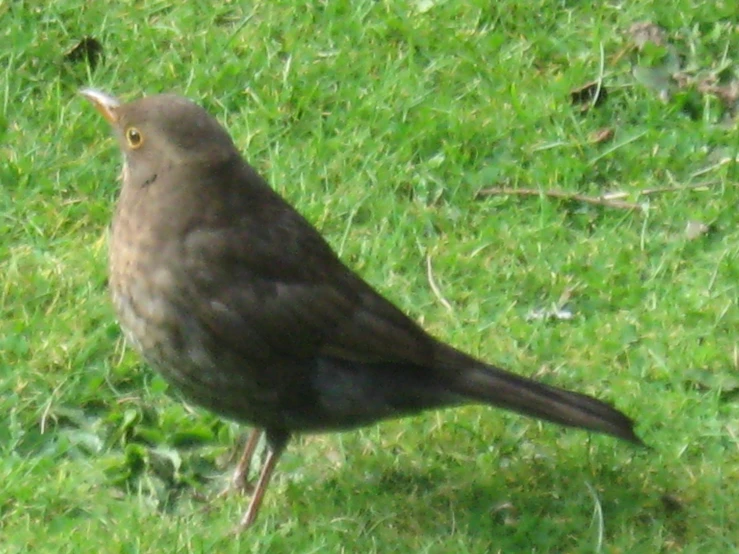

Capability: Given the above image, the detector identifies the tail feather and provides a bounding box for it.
[454,364,643,445]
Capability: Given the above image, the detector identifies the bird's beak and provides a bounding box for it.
[80,88,121,124]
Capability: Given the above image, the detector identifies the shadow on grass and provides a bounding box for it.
[269,448,667,548]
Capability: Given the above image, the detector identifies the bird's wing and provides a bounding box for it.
[177,164,439,369]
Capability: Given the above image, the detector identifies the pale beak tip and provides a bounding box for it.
[80,88,121,124]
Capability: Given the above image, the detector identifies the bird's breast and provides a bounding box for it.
[107,209,288,428]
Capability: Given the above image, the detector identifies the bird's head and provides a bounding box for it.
[81,89,238,176]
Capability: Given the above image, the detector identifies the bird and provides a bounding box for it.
[80,88,642,532]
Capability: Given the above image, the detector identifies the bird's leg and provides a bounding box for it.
[224,428,264,495]
[235,430,289,532]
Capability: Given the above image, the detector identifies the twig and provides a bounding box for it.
[426,255,453,312]
[601,181,716,200]
[475,187,643,211]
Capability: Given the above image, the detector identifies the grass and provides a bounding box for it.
[2,1,738,552]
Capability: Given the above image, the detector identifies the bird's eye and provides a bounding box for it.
[125,127,143,149]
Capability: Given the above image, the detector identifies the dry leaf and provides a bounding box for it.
[697,79,739,110]
[629,21,667,49]
[589,128,615,144]
[684,220,709,240]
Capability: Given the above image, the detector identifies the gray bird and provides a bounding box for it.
[81,89,642,531]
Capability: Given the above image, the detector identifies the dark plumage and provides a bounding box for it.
[81,89,642,531]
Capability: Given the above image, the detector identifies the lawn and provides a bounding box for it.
[1,1,738,552]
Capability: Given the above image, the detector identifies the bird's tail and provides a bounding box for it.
[450,363,643,445]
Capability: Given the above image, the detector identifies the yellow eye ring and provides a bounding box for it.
[125,127,143,149]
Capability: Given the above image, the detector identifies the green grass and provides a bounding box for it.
[2,1,738,552]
